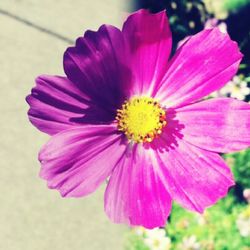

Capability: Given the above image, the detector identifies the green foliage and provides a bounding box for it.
[125,233,149,250]
[224,0,250,12]
[127,203,250,250]
[165,0,208,52]
[166,203,250,249]
[224,148,250,190]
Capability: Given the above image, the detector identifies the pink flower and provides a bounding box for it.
[26,9,250,229]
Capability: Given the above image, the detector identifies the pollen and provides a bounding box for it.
[116,97,167,143]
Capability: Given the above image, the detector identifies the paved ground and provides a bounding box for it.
[0,1,129,250]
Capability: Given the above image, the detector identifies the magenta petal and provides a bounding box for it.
[39,124,127,197]
[156,28,242,108]
[26,75,90,135]
[104,144,172,229]
[26,74,122,135]
[155,139,234,213]
[122,9,172,96]
[175,98,250,153]
[64,25,132,114]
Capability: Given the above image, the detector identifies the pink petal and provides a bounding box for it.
[26,75,90,135]
[104,144,172,229]
[174,98,250,153]
[122,9,172,96]
[64,25,132,113]
[39,124,127,197]
[154,138,234,213]
[155,28,243,108]
[26,75,121,135]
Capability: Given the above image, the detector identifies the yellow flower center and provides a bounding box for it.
[116,97,167,143]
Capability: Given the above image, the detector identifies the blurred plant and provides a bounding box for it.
[224,0,250,13]
[178,235,201,250]
[225,1,250,77]
[127,227,171,250]
[243,189,250,203]
[203,0,250,19]
[127,200,250,249]
[224,148,250,190]
[125,231,148,250]
[165,0,208,51]
[134,227,147,237]
[144,228,171,250]
[236,205,250,237]
[203,0,228,19]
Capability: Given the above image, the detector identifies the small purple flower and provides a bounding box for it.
[26,9,250,229]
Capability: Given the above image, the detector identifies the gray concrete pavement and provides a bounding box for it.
[0,1,129,250]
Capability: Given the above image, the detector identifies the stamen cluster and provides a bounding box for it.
[116,97,167,143]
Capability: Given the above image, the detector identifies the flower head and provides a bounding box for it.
[116,97,167,143]
[26,9,250,229]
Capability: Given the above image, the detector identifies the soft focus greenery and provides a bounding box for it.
[224,0,250,12]
[128,0,250,249]
[166,203,250,249]
[225,149,250,190]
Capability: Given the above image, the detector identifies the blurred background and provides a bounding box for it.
[0,0,250,250]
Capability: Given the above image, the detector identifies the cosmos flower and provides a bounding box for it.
[26,9,250,229]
